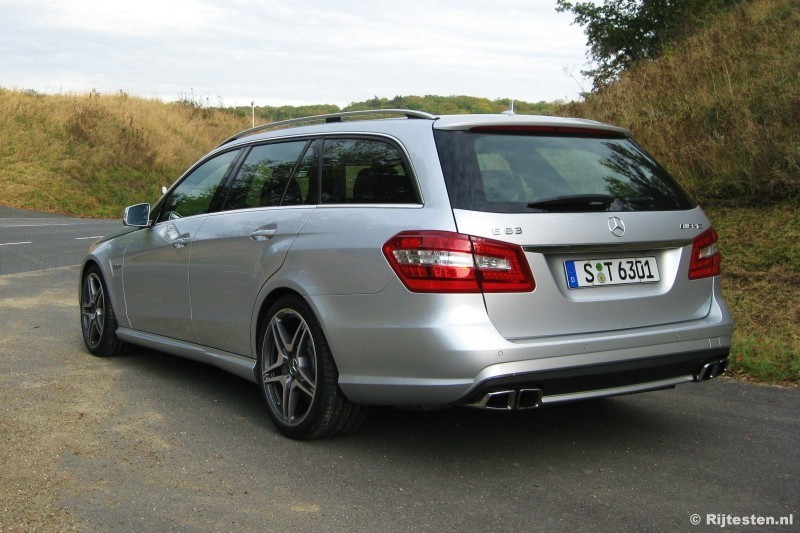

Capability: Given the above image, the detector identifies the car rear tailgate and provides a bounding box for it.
[452,208,714,339]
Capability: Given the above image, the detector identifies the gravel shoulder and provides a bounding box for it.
[1,266,116,530]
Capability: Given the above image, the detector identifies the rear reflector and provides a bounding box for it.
[382,231,535,293]
[688,227,721,280]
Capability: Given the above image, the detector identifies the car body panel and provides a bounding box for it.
[82,230,134,329]
[115,327,258,382]
[281,205,457,296]
[122,217,207,342]
[189,205,315,356]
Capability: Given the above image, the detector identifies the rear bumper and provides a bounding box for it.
[464,349,729,409]
[311,279,734,407]
[336,336,731,406]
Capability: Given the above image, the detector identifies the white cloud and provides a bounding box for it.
[30,0,228,36]
[0,0,590,106]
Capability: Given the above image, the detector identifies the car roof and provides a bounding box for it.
[218,109,630,149]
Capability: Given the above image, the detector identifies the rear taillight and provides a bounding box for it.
[688,227,721,280]
[382,231,535,293]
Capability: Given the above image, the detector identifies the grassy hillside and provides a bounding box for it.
[0,89,251,217]
[707,204,799,383]
[0,91,552,217]
[558,0,800,206]
[559,0,799,384]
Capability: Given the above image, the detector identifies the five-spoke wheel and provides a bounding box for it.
[259,295,367,439]
[81,272,106,349]
[80,266,127,357]
[262,307,318,427]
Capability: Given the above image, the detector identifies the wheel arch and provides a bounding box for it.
[79,259,101,293]
[80,253,131,330]
[252,284,349,385]
[79,257,130,356]
[79,258,108,304]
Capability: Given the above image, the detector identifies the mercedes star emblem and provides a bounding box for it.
[608,216,626,237]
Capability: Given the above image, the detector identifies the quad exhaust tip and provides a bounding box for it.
[468,388,543,410]
[469,360,728,410]
[694,359,728,382]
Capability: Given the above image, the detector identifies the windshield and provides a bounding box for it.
[434,129,694,213]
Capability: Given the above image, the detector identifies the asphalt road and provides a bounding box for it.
[1,208,798,531]
[0,206,122,275]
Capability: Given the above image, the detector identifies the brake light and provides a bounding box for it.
[382,231,535,293]
[688,227,721,280]
[468,125,626,138]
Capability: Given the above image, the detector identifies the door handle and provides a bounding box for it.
[171,233,191,248]
[250,228,276,241]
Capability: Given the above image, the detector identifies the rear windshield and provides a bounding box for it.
[434,129,694,213]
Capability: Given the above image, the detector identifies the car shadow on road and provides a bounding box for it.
[107,345,695,458]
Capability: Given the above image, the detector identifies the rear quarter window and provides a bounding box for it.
[319,138,419,204]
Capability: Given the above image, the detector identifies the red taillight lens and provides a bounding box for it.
[382,231,535,293]
[688,227,721,280]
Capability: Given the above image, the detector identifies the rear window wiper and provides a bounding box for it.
[526,194,615,212]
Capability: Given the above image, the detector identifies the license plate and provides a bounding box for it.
[565,256,660,289]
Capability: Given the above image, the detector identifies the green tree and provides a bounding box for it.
[557,0,741,88]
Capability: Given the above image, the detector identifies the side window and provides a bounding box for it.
[159,150,238,222]
[224,141,307,210]
[320,138,417,204]
[285,139,321,205]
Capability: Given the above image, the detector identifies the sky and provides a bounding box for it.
[0,0,591,107]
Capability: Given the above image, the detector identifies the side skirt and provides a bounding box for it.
[116,328,258,383]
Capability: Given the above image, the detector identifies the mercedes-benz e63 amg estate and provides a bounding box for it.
[80,110,733,439]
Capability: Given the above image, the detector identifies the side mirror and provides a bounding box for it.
[123,203,151,227]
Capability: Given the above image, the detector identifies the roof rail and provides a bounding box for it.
[217,108,437,147]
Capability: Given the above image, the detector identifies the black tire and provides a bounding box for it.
[80,266,128,357]
[258,295,367,439]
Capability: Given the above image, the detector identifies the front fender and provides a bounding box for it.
[80,231,137,329]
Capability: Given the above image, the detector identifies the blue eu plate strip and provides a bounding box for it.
[565,261,579,289]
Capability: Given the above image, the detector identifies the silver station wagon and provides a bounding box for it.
[80,109,733,439]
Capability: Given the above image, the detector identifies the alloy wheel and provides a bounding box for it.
[261,308,318,426]
[81,273,105,349]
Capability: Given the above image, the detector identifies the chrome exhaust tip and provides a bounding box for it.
[694,359,728,382]
[470,390,517,410]
[467,388,543,410]
[517,388,543,410]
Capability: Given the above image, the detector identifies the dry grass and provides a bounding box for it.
[709,203,800,384]
[0,89,250,217]
[0,90,555,218]
[558,0,800,206]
